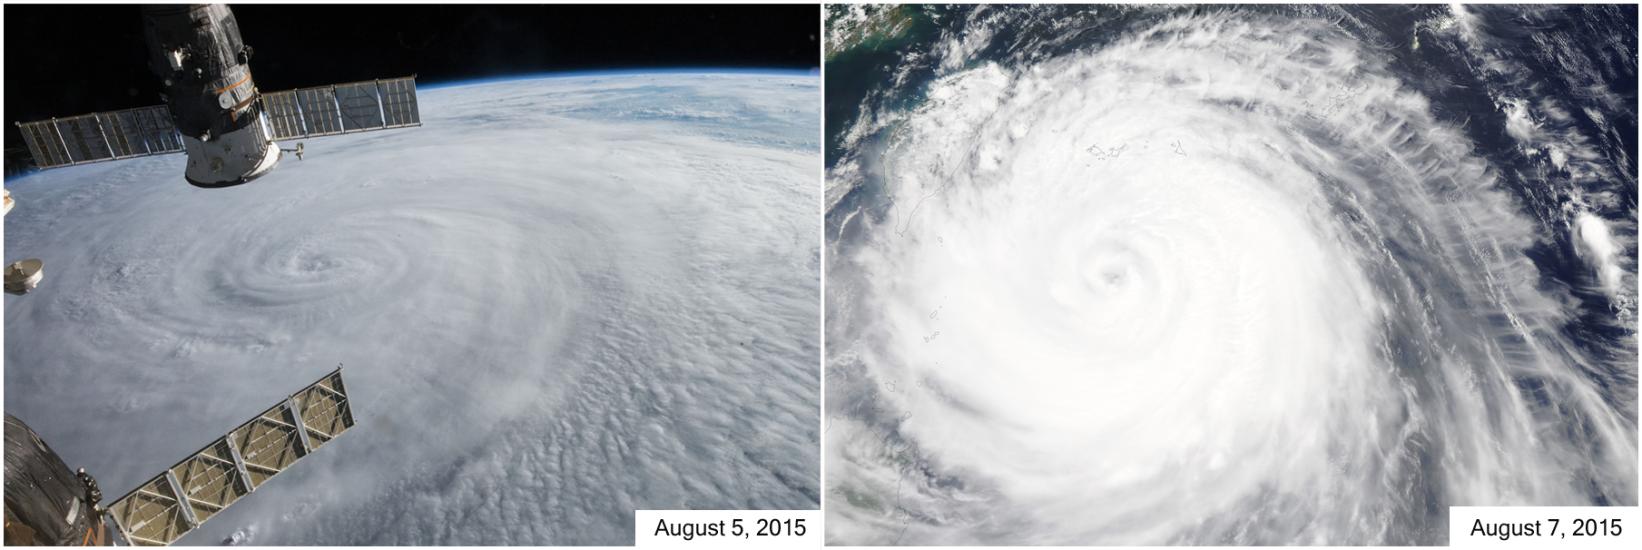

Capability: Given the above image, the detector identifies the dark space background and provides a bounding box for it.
[3,3,820,174]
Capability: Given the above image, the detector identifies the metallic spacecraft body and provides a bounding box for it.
[4,259,45,295]
[13,5,421,187]
[3,415,111,546]
[3,368,355,546]
[142,4,279,187]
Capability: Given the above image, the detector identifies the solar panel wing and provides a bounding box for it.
[291,369,354,449]
[255,76,419,141]
[105,368,354,546]
[14,105,182,170]
[125,106,184,155]
[55,115,115,164]
[335,81,385,131]
[16,119,72,168]
[166,437,250,525]
[97,113,139,158]
[260,91,307,140]
[106,474,192,546]
[296,86,344,136]
[379,77,421,128]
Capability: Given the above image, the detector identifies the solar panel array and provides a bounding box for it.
[260,76,421,140]
[259,91,307,140]
[106,368,355,546]
[378,77,422,128]
[14,105,183,169]
[15,76,418,170]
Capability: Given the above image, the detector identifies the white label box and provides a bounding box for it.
[636,509,820,549]
[1451,506,1638,548]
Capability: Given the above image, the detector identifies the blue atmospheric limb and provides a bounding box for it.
[420,67,818,90]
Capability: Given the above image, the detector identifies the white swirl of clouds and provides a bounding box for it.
[4,73,819,545]
[826,11,1636,545]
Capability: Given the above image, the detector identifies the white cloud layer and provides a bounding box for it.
[826,9,1636,545]
[5,73,820,545]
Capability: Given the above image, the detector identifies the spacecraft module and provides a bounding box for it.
[13,5,421,187]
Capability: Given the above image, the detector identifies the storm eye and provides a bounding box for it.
[1099,266,1128,286]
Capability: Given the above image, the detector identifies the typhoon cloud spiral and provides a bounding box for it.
[4,73,819,544]
[824,5,1638,545]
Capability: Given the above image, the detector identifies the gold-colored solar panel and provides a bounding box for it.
[107,475,191,546]
[293,370,354,448]
[106,368,354,546]
[167,437,248,523]
[230,404,307,489]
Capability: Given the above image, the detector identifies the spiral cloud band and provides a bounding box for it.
[826,7,1637,545]
[6,73,820,544]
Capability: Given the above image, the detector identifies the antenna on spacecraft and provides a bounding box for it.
[2,189,46,296]
[4,259,45,295]
[280,143,305,160]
